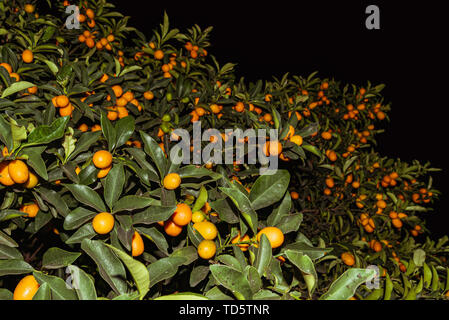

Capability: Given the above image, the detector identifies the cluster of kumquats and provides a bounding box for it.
[0,0,447,301]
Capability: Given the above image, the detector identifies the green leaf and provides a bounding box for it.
[136,226,169,255]
[147,256,186,288]
[0,288,13,300]
[33,271,78,300]
[189,266,210,287]
[63,184,106,212]
[106,244,150,300]
[66,265,97,300]
[210,265,253,300]
[0,244,23,260]
[63,207,97,231]
[63,127,77,162]
[101,111,116,151]
[65,223,96,244]
[115,116,135,150]
[1,81,35,98]
[0,209,27,222]
[249,170,290,210]
[283,242,332,260]
[68,131,101,161]
[155,292,208,300]
[25,116,69,147]
[81,239,128,295]
[36,187,70,217]
[0,115,13,151]
[219,184,258,234]
[112,196,158,213]
[140,130,167,177]
[210,198,239,224]
[19,146,48,180]
[42,247,81,269]
[254,234,272,277]
[413,249,426,267]
[103,163,125,210]
[32,282,52,300]
[285,250,318,296]
[132,205,176,225]
[178,165,222,181]
[320,268,376,300]
[0,259,34,276]
[192,186,207,212]
[267,192,292,226]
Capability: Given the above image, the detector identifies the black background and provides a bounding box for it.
[108,0,448,238]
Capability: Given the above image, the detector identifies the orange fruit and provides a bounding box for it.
[22,49,34,63]
[171,203,192,226]
[193,221,218,240]
[163,172,181,190]
[0,161,15,186]
[256,227,284,249]
[8,160,29,184]
[78,123,88,132]
[0,62,12,73]
[97,164,112,178]
[9,73,20,81]
[86,8,95,19]
[93,150,113,169]
[20,203,39,218]
[92,212,115,234]
[164,219,183,237]
[13,275,39,300]
[234,102,245,112]
[23,171,38,189]
[197,240,216,259]
[289,135,303,146]
[111,85,123,97]
[131,231,145,257]
[27,86,38,94]
[154,49,164,60]
[231,232,250,252]
[290,191,299,200]
[143,91,154,100]
[192,211,206,223]
[341,252,355,266]
[391,218,403,229]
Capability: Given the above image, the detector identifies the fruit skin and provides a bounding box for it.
[256,227,284,249]
[22,49,34,63]
[8,160,29,184]
[131,231,145,257]
[231,232,251,251]
[341,252,355,266]
[20,203,39,218]
[13,275,39,300]
[0,161,15,186]
[92,212,115,234]
[92,150,113,169]
[163,172,181,190]
[171,203,192,226]
[23,171,38,189]
[193,221,218,240]
[197,240,216,259]
[164,219,183,237]
[97,165,112,178]
[192,211,206,223]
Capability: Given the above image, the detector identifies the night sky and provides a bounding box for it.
[108,0,448,238]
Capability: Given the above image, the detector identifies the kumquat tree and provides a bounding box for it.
[0,0,448,301]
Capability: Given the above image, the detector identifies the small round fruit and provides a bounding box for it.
[231,232,250,252]
[97,165,112,178]
[22,49,34,63]
[192,211,206,223]
[92,212,115,234]
[23,172,38,189]
[8,159,29,184]
[20,203,39,218]
[197,240,216,259]
[256,227,284,249]
[0,161,15,186]
[171,203,192,226]
[341,252,355,266]
[193,221,218,240]
[93,150,113,169]
[131,231,144,257]
[163,173,181,190]
[13,275,39,300]
[164,219,183,237]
